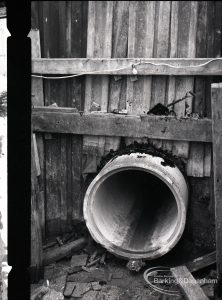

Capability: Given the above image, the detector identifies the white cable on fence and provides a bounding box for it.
[31,57,222,80]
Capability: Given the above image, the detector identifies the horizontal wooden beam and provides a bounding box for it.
[32,58,222,76]
[186,251,216,273]
[32,107,212,142]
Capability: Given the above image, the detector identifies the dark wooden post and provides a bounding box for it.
[212,83,222,299]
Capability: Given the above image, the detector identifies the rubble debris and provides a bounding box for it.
[43,237,87,266]
[67,265,83,275]
[126,259,146,272]
[100,252,106,265]
[70,254,88,268]
[96,285,124,300]
[31,286,50,300]
[111,109,128,115]
[90,101,101,112]
[67,268,108,283]
[56,237,63,246]
[91,281,102,291]
[81,266,92,273]
[48,102,58,107]
[63,282,76,297]
[82,290,99,299]
[108,273,113,282]
[89,249,98,262]
[42,289,64,300]
[86,257,101,268]
[112,270,124,279]
[61,231,76,244]
[71,282,91,298]
[147,103,170,116]
[97,141,186,176]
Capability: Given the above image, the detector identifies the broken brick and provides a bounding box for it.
[70,254,88,268]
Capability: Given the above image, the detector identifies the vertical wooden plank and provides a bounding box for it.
[151,1,171,149]
[83,1,113,173]
[29,29,44,106]
[31,132,43,282]
[125,1,155,146]
[41,0,88,234]
[203,1,214,177]
[29,28,46,239]
[211,83,222,287]
[69,1,88,221]
[57,1,69,234]
[204,1,222,177]
[42,1,68,236]
[42,1,59,237]
[163,1,179,152]
[172,1,197,159]
[31,1,40,30]
[104,1,129,154]
[186,1,207,177]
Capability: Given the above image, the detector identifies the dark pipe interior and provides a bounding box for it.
[92,170,178,252]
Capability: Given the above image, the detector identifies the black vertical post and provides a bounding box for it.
[7,1,31,299]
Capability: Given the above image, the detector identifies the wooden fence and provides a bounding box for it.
[31,1,222,240]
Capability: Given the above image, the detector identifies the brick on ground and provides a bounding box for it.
[70,254,88,267]
[71,282,91,298]
[63,282,76,297]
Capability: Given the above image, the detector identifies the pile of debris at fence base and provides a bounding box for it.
[97,140,186,173]
[31,222,217,300]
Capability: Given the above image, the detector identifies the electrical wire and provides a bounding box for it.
[31,57,222,80]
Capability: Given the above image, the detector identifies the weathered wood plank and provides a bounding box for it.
[104,1,129,154]
[32,109,212,143]
[171,266,209,300]
[126,1,155,146]
[83,1,113,174]
[203,1,215,177]
[186,251,216,273]
[151,1,171,149]
[162,1,179,152]
[69,1,87,221]
[29,28,46,239]
[187,1,207,177]
[42,1,64,236]
[43,237,87,266]
[173,1,197,159]
[32,57,222,76]
[32,133,41,176]
[29,30,44,106]
[211,83,222,282]
[31,132,43,282]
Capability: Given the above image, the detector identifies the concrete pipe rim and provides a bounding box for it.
[84,153,188,260]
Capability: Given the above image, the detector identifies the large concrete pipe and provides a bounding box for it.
[84,153,189,260]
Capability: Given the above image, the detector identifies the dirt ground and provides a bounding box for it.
[31,245,216,300]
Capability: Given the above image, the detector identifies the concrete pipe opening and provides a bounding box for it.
[84,153,189,260]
